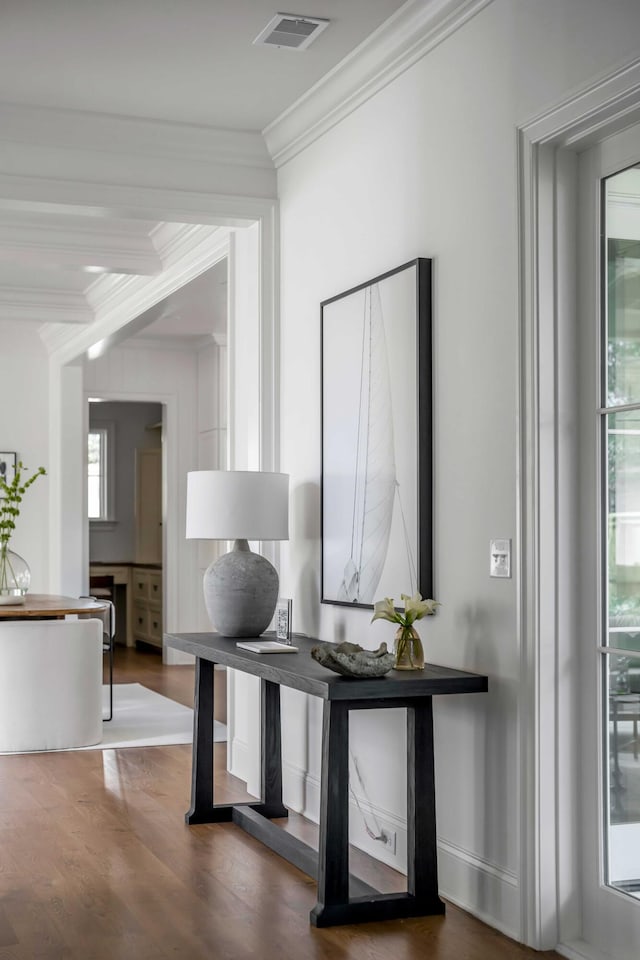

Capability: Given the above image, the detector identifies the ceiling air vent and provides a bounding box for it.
[253,13,330,51]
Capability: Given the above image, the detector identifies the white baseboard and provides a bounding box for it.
[228,735,248,784]
[436,836,520,941]
[557,940,608,960]
[282,759,521,938]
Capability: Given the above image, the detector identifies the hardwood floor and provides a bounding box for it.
[0,645,559,959]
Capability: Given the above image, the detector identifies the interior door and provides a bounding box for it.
[135,446,162,565]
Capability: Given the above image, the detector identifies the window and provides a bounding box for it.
[88,426,113,521]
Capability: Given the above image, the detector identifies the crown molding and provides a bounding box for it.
[85,226,228,313]
[39,323,86,355]
[150,223,229,267]
[263,0,495,167]
[47,225,236,366]
[0,173,276,226]
[0,101,273,170]
[0,286,91,325]
[0,215,161,275]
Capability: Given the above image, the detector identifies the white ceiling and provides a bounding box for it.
[0,0,408,344]
[135,259,228,341]
[0,1,406,131]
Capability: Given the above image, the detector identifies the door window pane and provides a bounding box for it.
[607,410,640,640]
[606,653,640,898]
[605,168,640,407]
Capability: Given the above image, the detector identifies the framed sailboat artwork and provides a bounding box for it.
[321,258,432,609]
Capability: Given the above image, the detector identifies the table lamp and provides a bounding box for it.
[186,470,289,637]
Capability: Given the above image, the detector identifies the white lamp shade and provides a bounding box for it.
[186,470,289,541]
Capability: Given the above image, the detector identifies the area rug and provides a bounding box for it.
[0,683,227,755]
[86,683,227,751]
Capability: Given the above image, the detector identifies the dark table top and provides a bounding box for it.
[164,631,488,702]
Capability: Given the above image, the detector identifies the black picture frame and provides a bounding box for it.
[0,452,17,497]
[321,258,432,609]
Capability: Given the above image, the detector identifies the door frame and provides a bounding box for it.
[518,57,640,952]
[47,193,279,647]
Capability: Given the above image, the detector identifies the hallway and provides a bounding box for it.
[0,647,559,959]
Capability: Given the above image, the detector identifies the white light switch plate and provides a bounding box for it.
[490,539,511,578]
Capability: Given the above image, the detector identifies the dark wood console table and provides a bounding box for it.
[164,631,488,928]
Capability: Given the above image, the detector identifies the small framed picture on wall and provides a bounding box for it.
[275,598,293,643]
[0,453,17,497]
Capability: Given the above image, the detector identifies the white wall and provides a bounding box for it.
[275,0,640,943]
[0,322,50,591]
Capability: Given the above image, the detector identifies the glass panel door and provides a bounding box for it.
[603,167,640,898]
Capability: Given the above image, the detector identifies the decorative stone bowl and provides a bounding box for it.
[310,640,395,678]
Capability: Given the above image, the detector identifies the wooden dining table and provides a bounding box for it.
[0,594,109,619]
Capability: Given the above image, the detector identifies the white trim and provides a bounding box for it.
[557,942,609,960]
[518,54,640,954]
[519,56,640,148]
[0,174,277,226]
[149,223,226,264]
[438,846,521,942]
[438,835,518,887]
[0,286,92,325]
[228,732,249,783]
[0,101,273,169]
[47,227,234,366]
[0,216,161,275]
[282,758,519,936]
[263,0,495,166]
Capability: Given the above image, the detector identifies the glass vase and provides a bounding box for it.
[0,546,31,604]
[393,625,424,671]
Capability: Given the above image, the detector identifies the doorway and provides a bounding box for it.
[88,399,164,653]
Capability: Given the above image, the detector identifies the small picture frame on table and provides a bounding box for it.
[275,598,293,643]
[0,453,17,497]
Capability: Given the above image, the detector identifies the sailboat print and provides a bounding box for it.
[337,283,398,604]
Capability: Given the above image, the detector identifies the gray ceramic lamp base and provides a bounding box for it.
[203,539,279,638]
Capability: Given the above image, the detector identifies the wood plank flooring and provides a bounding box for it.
[0,645,559,959]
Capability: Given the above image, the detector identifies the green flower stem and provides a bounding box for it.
[0,547,17,592]
[396,629,416,667]
[0,463,46,592]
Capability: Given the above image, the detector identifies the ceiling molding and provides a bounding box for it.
[0,286,91,325]
[151,223,229,267]
[39,323,86,355]
[519,55,640,148]
[0,217,160,274]
[0,101,274,170]
[0,172,276,225]
[262,0,495,167]
[47,224,238,367]
[85,226,229,312]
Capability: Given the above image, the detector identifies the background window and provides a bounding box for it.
[88,427,111,520]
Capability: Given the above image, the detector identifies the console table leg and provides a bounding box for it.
[186,657,215,824]
[407,699,445,913]
[256,678,288,819]
[311,700,349,926]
